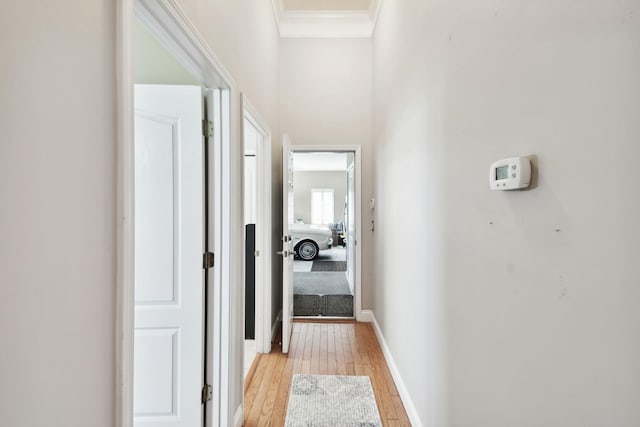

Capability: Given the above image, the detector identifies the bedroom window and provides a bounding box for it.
[311,188,334,225]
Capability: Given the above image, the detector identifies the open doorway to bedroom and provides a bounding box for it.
[241,95,272,388]
[291,151,356,318]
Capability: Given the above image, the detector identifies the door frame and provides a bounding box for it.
[241,95,273,354]
[116,1,237,426]
[289,145,364,321]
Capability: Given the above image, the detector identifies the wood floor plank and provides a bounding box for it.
[270,326,303,427]
[327,323,338,374]
[334,323,346,375]
[369,363,398,421]
[327,323,336,354]
[256,351,286,426]
[245,349,280,426]
[366,327,401,398]
[350,324,363,366]
[341,322,355,368]
[301,321,314,374]
[244,321,411,427]
[310,324,321,373]
[319,324,329,375]
[243,353,270,422]
[391,396,413,426]
[244,353,262,394]
[374,350,400,397]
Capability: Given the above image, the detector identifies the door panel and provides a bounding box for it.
[134,115,177,304]
[134,84,203,427]
[281,135,294,353]
[133,328,179,415]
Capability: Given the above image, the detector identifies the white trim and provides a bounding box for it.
[370,312,424,427]
[289,145,363,322]
[115,2,134,427]
[241,94,273,355]
[209,88,223,427]
[270,0,378,38]
[116,1,236,426]
[270,0,283,34]
[220,87,235,427]
[233,405,243,427]
[272,309,283,342]
[358,309,373,323]
[369,0,383,35]
[134,0,234,88]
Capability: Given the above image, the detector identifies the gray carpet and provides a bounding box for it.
[294,272,350,294]
[311,260,347,272]
[294,294,321,316]
[294,272,353,317]
[285,374,382,427]
[314,246,347,261]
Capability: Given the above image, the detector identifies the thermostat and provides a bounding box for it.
[489,157,531,190]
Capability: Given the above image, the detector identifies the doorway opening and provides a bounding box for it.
[117,1,235,426]
[280,143,363,353]
[290,151,357,318]
[241,96,272,384]
[132,15,209,427]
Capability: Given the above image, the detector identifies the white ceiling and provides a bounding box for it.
[272,0,382,38]
[292,152,348,171]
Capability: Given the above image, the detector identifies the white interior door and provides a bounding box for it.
[346,161,356,294]
[281,135,295,353]
[134,84,204,427]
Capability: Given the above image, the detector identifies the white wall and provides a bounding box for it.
[134,17,200,85]
[280,38,374,307]
[372,1,640,426]
[0,1,116,426]
[293,170,347,224]
[244,120,259,225]
[175,0,280,421]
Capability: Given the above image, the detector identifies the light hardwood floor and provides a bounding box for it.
[243,321,411,426]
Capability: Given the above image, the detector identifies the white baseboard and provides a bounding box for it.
[271,309,283,342]
[358,309,373,322]
[233,404,243,427]
[370,312,424,427]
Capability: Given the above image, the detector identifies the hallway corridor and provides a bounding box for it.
[244,321,411,426]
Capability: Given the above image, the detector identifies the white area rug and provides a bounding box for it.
[285,374,382,427]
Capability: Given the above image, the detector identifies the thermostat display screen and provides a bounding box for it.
[490,157,531,190]
[495,165,509,180]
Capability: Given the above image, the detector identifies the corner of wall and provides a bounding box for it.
[358,309,374,322]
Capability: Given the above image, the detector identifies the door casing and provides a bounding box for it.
[288,145,364,322]
[241,95,273,355]
[116,1,238,426]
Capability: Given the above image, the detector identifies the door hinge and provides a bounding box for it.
[203,252,215,269]
[202,119,213,138]
[201,384,213,403]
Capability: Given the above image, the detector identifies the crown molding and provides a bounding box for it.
[271,0,382,38]
[369,0,382,35]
